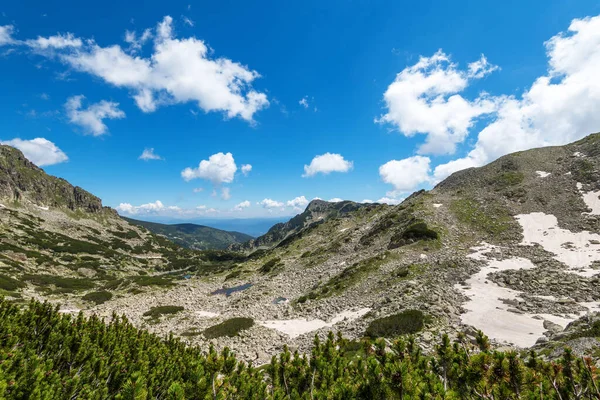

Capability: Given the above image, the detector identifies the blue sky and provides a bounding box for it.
[1,0,600,219]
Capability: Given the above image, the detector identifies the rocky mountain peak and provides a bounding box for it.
[0,144,107,214]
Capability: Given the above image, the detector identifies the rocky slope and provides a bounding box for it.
[4,135,600,364]
[123,217,253,250]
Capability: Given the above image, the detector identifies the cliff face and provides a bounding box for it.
[0,145,104,213]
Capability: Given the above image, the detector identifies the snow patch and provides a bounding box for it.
[573,152,585,157]
[536,171,551,178]
[516,212,600,277]
[195,311,220,318]
[433,203,442,208]
[339,228,349,232]
[35,205,49,211]
[258,308,371,339]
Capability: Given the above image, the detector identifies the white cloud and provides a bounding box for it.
[124,29,152,53]
[299,96,309,108]
[138,148,162,161]
[259,198,284,209]
[379,155,431,193]
[65,95,125,136]
[26,33,82,50]
[60,16,268,122]
[1,138,68,166]
[182,16,194,27]
[221,187,231,200]
[116,200,181,215]
[377,197,403,205]
[361,199,374,204]
[303,153,353,177]
[192,187,204,193]
[181,152,237,184]
[0,25,15,46]
[39,93,50,100]
[376,50,498,155]
[241,164,252,176]
[234,200,250,211]
[286,195,309,209]
[434,15,600,181]
[329,198,343,203]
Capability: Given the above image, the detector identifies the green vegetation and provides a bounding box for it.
[450,198,513,237]
[110,229,140,239]
[81,290,113,305]
[365,310,425,338]
[1,298,599,399]
[259,257,282,274]
[388,221,439,249]
[130,275,175,288]
[143,305,184,318]
[298,253,391,303]
[572,158,597,183]
[203,317,254,339]
[493,171,524,189]
[21,274,95,291]
[0,274,25,291]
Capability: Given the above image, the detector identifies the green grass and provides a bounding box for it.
[82,291,113,305]
[388,221,439,250]
[259,257,281,274]
[130,275,175,288]
[203,317,254,339]
[143,306,184,318]
[493,171,524,189]
[450,198,513,237]
[365,310,425,338]
[298,253,392,303]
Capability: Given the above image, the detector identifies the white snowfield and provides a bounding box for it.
[258,308,371,339]
[536,171,551,178]
[457,183,600,347]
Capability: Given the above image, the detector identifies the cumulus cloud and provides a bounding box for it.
[192,187,204,193]
[234,200,250,211]
[329,198,343,203]
[0,25,15,46]
[379,155,431,193]
[241,164,252,176]
[259,198,284,209]
[181,152,237,184]
[433,15,600,181]
[303,153,353,177]
[138,148,162,161]
[377,197,403,205]
[286,195,309,210]
[65,95,125,136]
[376,50,499,155]
[58,16,268,122]
[361,199,374,204]
[26,33,82,50]
[124,29,152,53]
[1,138,68,166]
[115,200,181,215]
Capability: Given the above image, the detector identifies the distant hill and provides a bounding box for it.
[122,217,253,250]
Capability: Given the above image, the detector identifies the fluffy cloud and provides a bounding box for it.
[27,33,82,50]
[433,15,600,181]
[303,153,353,177]
[299,96,309,108]
[116,200,181,215]
[379,156,431,192]
[241,164,252,176]
[0,25,15,46]
[138,148,162,161]
[376,197,403,205]
[1,138,68,166]
[65,95,125,136]
[329,198,343,203]
[59,16,268,121]
[181,152,237,184]
[234,200,250,211]
[259,198,284,209]
[286,195,309,209]
[124,29,152,53]
[376,51,498,155]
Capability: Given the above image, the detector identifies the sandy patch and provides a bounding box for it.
[536,171,551,178]
[516,212,600,276]
[258,308,371,339]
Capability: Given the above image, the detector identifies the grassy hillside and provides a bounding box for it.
[123,217,253,250]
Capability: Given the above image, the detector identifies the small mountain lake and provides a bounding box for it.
[211,283,253,297]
